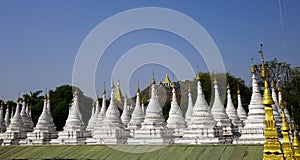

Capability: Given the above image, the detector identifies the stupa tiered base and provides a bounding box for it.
[20,131,58,145]
[50,130,91,145]
[86,127,130,144]
[234,127,265,144]
[176,127,222,144]
[127,128,173,144]
[0,132,27,146]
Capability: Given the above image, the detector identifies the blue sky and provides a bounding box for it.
[0,1,299,100]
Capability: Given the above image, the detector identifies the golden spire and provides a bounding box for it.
[237,85,240,94]
[151,70,156,84]
[293,118,300,159]
[102,81,107,94]
[251,58,256,73]
[163,72,171,83]
[213,76,218,85]
[196,65,201,81]
[226,83,230,89]
[271,81,275,88]
[280,101,289,131]
[293,130,300,159]
[260,42,283,160]
[196,72,201,81]
[114,79,123,104]
[280,100,295,159]
[188,84,191,93]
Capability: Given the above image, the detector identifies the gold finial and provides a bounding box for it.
[163,71,171,83]
[188,84,191,93]
[237,85,240,94]
[271,81,275,88]
[102,81,107,94]
[213,76,218,84]
[44,87,48,99]
[196,65,201,81]
[196,72,201,81]
[151,70,156,84]
[226,83,230,89]
[117,80,120,87]
[251,58,256,73]
[136,79,140,93]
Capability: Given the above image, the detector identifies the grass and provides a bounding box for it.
[0,144,263,160]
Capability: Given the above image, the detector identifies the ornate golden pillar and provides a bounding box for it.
[260,43,284,160]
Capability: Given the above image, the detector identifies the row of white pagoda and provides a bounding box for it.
[0,65,293,145]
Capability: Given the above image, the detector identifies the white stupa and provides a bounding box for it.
[128,73,172,144]
[20,98,33,132]
[236,87,247,123]
[86,101,95,131]
[235,65,265,144]
[211,77,233,143]
[225,84,242,134]
[4,105,10,129]
[51,89,91,144]
[24,94,58,145]
[86,97,100,132]
[271,81,282,128]
[184,85,193,127]
[127,87,144,132]
[120,95,131,127]
[178,74,220,144]
[166,83,186,137]
[88,81,130,144]
[46,96,56,132]
[0,101,6,133]
[27,105,34,131]
[2,99,27,145]
[97,88,107,126]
